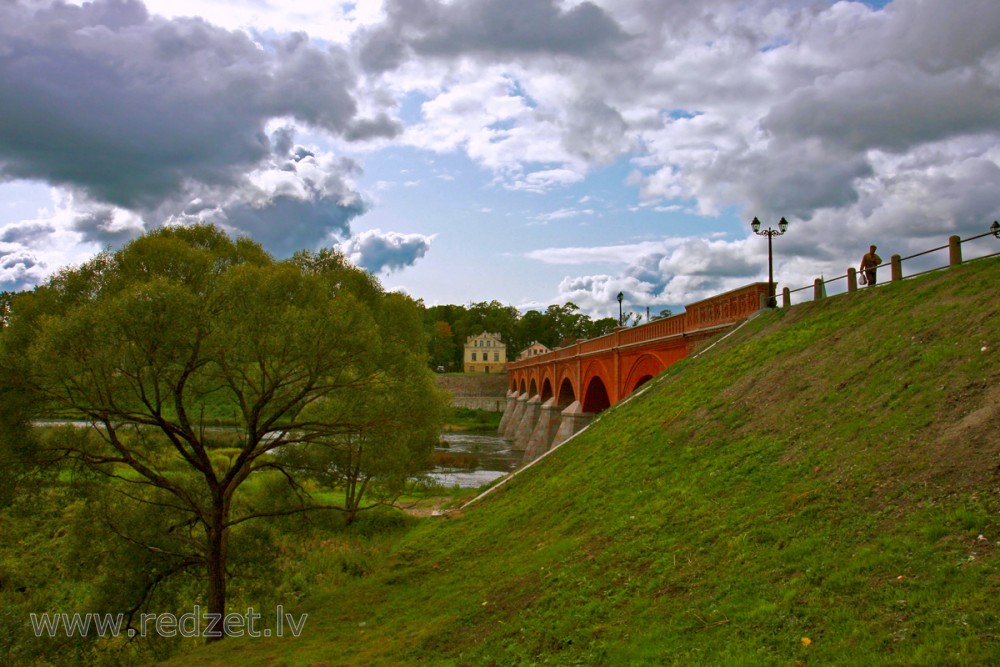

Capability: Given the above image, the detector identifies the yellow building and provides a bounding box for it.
[463,332,506,374]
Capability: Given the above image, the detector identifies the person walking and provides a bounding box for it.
[859,245,882,286]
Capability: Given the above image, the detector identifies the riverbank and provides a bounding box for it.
[443,406,502,431]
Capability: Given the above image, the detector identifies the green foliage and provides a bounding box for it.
[444,407,503,431]
[420,300,621,370]
[0,225,446,658]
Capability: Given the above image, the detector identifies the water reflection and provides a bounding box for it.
[427,432,523,488]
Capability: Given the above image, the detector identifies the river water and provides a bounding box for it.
[427,432,524,489]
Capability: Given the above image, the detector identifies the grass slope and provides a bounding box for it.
[174,259,999,666]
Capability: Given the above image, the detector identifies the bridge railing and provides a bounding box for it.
[617,311,687,345]
[507,282,769,371]
[685,283,771,331]
[780,227,1000,307]
[553,346,577,360]
[577,333,615,354]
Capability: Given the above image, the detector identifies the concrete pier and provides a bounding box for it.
[552,401,594,449]
[511,394,541,451]
[523,397,563,460]
[502,392,529,441]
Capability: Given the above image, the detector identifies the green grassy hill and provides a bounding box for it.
[174,258,999,666]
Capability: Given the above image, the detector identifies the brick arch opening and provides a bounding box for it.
[528,378,538,396]
[557,377,576,407]
[582,376,611,413]
[540,378,554,402]
[632,374,655,391]
[518,379,527,394]
[624,354,666,395]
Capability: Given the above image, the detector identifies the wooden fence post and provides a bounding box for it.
[847,267,857,292]
[949,235,962,266]
[782,287,790,308]
[891,255,902,282]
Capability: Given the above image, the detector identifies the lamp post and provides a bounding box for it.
[617,291,624,326]
[751,216,789,308]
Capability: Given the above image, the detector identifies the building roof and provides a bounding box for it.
[465,332,505,345]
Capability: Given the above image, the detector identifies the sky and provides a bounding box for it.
[1,0,999,317]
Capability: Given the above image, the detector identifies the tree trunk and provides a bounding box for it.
[205,502,229,643]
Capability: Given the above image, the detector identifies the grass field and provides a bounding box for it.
[169,258,999,666]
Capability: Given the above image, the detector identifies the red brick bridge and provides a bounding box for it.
[499,283,770,460]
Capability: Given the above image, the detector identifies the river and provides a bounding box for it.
[427,431,524,489]
[36,421,522,490]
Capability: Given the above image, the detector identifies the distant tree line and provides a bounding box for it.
[420,300,672,371]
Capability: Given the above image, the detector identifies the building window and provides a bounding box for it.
[494,352,499,362]
[471,352,477,361]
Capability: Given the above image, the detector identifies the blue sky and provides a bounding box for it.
[2,0,999,317]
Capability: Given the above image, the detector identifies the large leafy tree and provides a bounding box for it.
[0,226,444,640]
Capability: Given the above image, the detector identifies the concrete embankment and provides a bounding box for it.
[434,374,508,412]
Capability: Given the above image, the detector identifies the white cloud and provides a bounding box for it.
[0,189,120,291]
[527,240,683,265]
[340,228,435,274]
[531,207,595,224]
[4,0,1000,308]
[512,170,587,194]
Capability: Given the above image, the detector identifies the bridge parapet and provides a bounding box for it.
[553,346,576,360]
[578,333,615,355]
[685,283,769,331]
[507,282,768,373]
[618,311,686,345]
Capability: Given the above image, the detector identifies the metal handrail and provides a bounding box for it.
[781,227,999,302]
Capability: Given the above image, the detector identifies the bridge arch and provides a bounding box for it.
[623,354,665,394]
[528,378,538,397]
[518,378,527,394]
[540,377,554,402]
[582,376,611,413]
[556,376,576,407]
[580,358,613,413]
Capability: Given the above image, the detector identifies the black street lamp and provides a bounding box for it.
[751,216,789,308]
[617,291,624,326]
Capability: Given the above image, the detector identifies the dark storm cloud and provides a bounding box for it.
[0,1,374,207]
[749,0,1000,218]
[0,0,393,257]
[71,209,143,246]
[0,221,56,245]
[738,144,875,221]
[357,0,629,72]
[340,229,433,274]
[224,194,368,258]
[763,65,1000,154]
[344,113,404,141]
